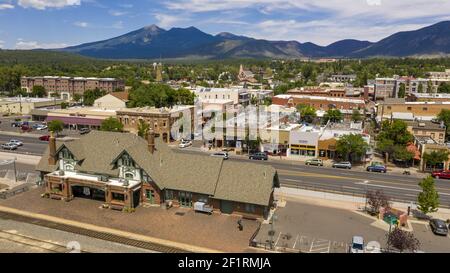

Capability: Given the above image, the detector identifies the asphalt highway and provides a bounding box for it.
[1,132,449,207]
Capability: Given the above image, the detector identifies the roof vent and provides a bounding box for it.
[418,123,426,127]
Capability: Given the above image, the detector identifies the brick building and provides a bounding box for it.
[272,94,366,112]
[36,131,276,219]
[376,98,450,122]
[116,106,195,143]
[21,76,125,100]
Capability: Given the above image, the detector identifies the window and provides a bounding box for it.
[245,203,256,213]
[125,172,134,179]
[112,192,125,201]
[165,190,174,200]
[407,107,412,111]
[423,107,428,111]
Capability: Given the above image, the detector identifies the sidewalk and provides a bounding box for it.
[0,152,41,165]
[276,187,450,221]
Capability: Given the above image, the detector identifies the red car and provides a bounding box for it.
[39,135,50,141]
[431,170,450,179]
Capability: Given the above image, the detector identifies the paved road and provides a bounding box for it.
[1,132,450,207]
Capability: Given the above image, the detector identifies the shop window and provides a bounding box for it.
[112,192,125,201]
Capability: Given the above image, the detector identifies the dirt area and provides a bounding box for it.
[0,187,259,253]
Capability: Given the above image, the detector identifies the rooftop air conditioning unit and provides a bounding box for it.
[419,123,426,127]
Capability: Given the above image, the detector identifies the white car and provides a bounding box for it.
[178,140,192,148]
[2,143,18,150]
[36,125,48,131]
[350,236,365,253]
[9,139,23,146]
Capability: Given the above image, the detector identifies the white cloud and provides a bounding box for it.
[17,0,80,10]
[118,3,133,9]
[15,39,68,49]
[154,13,189,28]
[0,40,5,48]
[73,21,88,27]
[109,10,127,16]
[0,3,14,9]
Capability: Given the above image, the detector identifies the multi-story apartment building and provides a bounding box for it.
[428,69,450,80]
[374,75,450,100]
[328,74,357,83]
[116,106,195,143]
[21,76,125,100]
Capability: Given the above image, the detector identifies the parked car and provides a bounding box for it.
[211,152,229,160]
[429,219,449,236]
[36,124,48,131]
[79,128,91,135]
[9,139,23,146]
[305,158,324,166]
[1,143,18,150]
[332,161,352,169]
[431,170,450,179]
[39,135,50,141]
[178,140,192,148]
[21,125,32,132]
[249,152,268,161]
[350,236,365,253]
[366,165,387,173]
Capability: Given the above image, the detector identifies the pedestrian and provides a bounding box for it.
[237,219,243,231]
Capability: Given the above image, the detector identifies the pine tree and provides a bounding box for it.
[417,176,440,214]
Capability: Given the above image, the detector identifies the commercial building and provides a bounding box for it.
[193,87,250,106]
[21,76,125,100]
[272,94,366,115]
[0,97,65,115]
[374,76,450,100]
[116,106,195,143]
[328,74,357,83]
[376,98,450,122]
[36,131,276,219]
[46,107,117,130]
[406,120,446,144]
[93,92,129,110]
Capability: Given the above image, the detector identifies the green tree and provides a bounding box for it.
[438,82,450,94]
[418,83,424,93]
[83,88,106,106]
[377,120,413,160]
[296,104,317,123]
[73,94,82,103]
[398,83,406,98]
[100,117,124,132]
[427,80,433,93]
[351,109,362,122]
[417,176,440,215]
[137,119,150,138]
[31,85,46,98]
[335,134,369,163]
[323,109,343,123]
[437,109,450,140]
[393,145,414,162]
[60,102,69,109]
[422,150,449,170]
[48,120,64,136]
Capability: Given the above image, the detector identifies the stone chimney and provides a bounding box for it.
[48,131,57,165]
[147,130,155,154]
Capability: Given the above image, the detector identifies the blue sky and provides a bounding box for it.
[0,0,449,49]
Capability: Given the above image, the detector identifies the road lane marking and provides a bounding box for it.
[279,170,450,193]
[359,183,450,196]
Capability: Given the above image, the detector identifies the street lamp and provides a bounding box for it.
[269,214,278,250]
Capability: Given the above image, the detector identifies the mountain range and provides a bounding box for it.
[59,21,450,60]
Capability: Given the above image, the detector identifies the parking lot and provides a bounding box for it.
[253,197,450,253]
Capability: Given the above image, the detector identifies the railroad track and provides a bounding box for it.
[0,229,82,253]
[0,211,189,253]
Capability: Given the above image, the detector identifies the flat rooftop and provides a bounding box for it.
[117,105,194,114]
